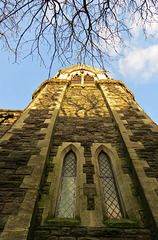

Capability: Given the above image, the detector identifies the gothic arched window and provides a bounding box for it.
[84,74,94,84]
[71,74,81,84]
[57,150,77,218]
[98,151,122,219]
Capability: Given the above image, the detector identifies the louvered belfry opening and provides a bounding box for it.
[98,151,122,219]
[57,150,77,218]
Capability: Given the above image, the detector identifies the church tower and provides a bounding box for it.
[0,64,158,240]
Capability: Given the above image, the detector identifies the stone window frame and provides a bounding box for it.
[91,143,143,225]
[42,142,86,224]
[98,150,123,219]
[71,73,82,84]
[69,70,97,84]
[56,150,77,218]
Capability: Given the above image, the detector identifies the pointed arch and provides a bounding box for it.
[71,74,81,84]
[91,144,124,219]
[98,150,122,219]
[45,142,84,220]
[57,150,77,218]
[84,74,94,84]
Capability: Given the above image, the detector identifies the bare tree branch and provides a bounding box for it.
[0,0,158,76]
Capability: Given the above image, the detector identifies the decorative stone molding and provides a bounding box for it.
[99,83,158,238]
[40,142,86,225]
[91,143,143,225]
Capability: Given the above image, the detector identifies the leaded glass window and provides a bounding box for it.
[98,151,122,219]
[57,150,77,218]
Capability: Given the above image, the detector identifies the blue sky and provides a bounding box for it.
[0,24,158,125]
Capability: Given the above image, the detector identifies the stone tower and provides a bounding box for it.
[0,64,158,240]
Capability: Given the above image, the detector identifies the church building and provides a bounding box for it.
[0,64,158,240]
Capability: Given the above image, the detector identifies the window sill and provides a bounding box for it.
[103,218,139,228]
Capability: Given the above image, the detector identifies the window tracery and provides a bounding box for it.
[84,74,94,84]
[71,72,95,84]
[71,74,81,84]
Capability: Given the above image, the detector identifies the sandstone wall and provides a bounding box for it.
[0,79,157,240]
[33,84,152,240]
[0,109,23,138]
[0,83,67,240]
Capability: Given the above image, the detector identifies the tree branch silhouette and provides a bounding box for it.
[0,0,158,76]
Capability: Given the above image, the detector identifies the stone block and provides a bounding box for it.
[0,230,28,240]
[86,227,122,237]
[0,215,9,228]
[83,183,96,196]
[47,237,58,240]
[60,227,71,235]
[2,202,20,214]
[78,238,99,240]
[87,196,95,210]
[71,227,87,236]
[59,237,75,240]
[33,230,50,239]
[16,166,34,175]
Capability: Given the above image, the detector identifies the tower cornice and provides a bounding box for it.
[32,64,134,101]
[96,79,135,100]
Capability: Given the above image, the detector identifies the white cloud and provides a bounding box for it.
[130,10,158,40]
[131,21,158,40]
[119,9,158,83]
[119,44,158,82]
[146,22,158,38]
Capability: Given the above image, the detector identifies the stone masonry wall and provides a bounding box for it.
[100,83,158,239]
[0,110,23,138]
[33,84,152,240]
[0,83,67,240]
[1,79,156,240]
[34,226,151,240]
